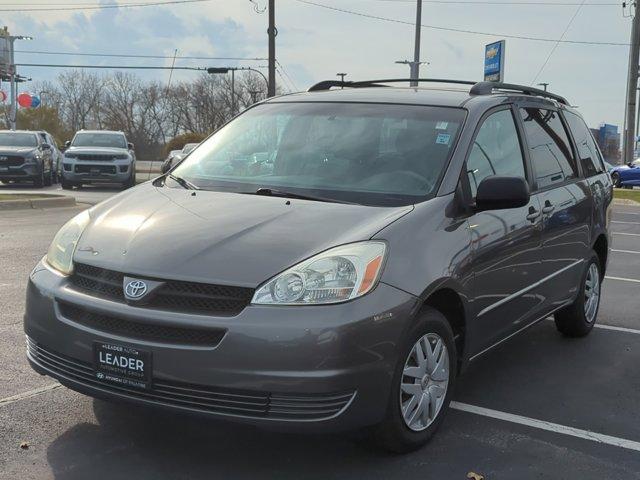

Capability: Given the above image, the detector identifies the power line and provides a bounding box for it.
[275,59,299,91]
[531,0,587,84]
[275,67,292,93]
[0,0,213,12]
[294,0,628,46]
[366,0,616,4]
[15,63,206,71]
[14,49,267,61]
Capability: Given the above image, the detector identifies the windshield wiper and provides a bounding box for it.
[253,187,352,204]
[167,173,199,190]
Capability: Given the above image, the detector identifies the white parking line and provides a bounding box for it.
[612,232,640,237]
[606,275,640,284]
[612,221,640,225]
[595,324,640,335]
[612,249,640,254]
[450,401,640,453]
[0,382,61,407]
[613,211,640,216]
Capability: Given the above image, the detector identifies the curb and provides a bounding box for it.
[0,195,76,211]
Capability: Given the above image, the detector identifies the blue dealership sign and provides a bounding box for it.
[484,40,505,82]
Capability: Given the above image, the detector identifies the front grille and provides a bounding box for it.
[0,155,24,167]
[58,301,226,347]
[76,154,118,161]
[69,263,254,316]
[27,339,355,421]
[75,164,116,174]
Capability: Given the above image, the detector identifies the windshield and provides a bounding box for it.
[72,133,127,149]
[0,132,38,147]
[172,102,465,206]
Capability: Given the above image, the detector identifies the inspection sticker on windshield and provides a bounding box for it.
[435,121,449,130]
[436,133,451,145]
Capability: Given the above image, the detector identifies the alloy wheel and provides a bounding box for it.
[399,333,449,432]
[584,263,600,323]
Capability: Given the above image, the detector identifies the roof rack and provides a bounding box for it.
[307,78,568,105]
[469,81,568,105]
[308,78,477,92]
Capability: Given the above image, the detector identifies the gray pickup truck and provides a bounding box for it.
[61,130,136,189]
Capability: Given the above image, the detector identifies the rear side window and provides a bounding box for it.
[564,111,604,177]
[519,108,577,189]
[466,109,526,197]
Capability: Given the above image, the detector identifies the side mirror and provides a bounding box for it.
[128,142,134,150]
[41,143,51,150]
[64,140,71,148]
[475,176,530,211]
[161,160,171,174]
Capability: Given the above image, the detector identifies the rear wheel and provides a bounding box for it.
[372,308,456,453]
[554,254,601,337]
[611,172,622,188]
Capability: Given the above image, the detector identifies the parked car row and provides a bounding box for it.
[610,159,640,189]
[0,129,136,190]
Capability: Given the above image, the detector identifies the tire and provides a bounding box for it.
[61,177,74,190]
[44,166,53,187]
[554,254,601,337]
[611,172,621,188]
[372,308,457,453]
[122,172,136,190]
[33,169,45,188]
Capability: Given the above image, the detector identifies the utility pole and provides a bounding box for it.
[0,29,32,130]
[537,82,549,92]
[624,2,640,164]
[267,0,276,97]
[336,72,347,87]
[411,0,423,87]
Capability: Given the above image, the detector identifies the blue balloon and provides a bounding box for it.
[30,95,41,108]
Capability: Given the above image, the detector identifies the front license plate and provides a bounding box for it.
[93,342,151,389]
[90,168,101,175]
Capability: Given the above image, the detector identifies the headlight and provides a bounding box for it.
[45,210,91,275]
[114,154,129,160]
[64,153,77,159]
[252,241,386,305]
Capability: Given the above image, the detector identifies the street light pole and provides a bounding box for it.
[624,5,640,164]
[267,0,276,97]
[411,0,423,87]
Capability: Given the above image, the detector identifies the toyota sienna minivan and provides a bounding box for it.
[25,79,611,452]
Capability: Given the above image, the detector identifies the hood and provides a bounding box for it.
[74,182,413,288]
[0,146,37,155]
[66,146,128,155]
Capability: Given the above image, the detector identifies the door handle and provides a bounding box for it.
[542,202,555,214]
[526,208,541,222]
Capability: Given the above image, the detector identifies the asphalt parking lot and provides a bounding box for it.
[1,194,640,479]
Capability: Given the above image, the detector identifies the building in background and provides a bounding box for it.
[591,124,621,164]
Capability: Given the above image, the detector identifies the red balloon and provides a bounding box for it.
[17,92,32,108]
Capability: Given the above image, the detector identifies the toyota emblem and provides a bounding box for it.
[125,280,148,299]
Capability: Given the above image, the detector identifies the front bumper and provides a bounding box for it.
[0,163,39,179]
[24,259,419,432]
[62,160,132,183]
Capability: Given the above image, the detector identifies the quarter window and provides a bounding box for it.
[519,108,577,189]
[466,109,526,197]
[564,111,604,177]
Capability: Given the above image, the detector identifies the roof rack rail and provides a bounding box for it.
[307,78,569,105]
[307,78,477,92]
[469,81,568,105]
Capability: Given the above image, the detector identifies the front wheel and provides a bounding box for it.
[372,308,456,453]
[33,169,45,188]
[554,254,601,337]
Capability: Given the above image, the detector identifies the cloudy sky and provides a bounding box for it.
[0,0,631,130]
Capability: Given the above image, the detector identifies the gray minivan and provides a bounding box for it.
[24,80,611,452]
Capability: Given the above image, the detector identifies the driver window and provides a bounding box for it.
[467,109,526,197]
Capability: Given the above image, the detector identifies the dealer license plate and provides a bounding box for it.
[93,342,151,389]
